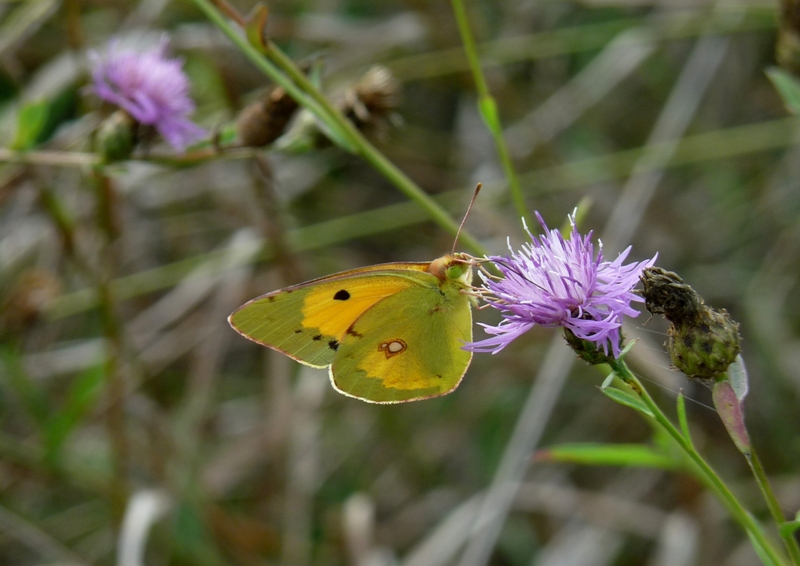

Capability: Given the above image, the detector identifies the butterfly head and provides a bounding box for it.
[429,253,473,287]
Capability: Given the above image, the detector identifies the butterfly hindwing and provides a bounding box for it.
[228,263,432,368]
[331,280,473,403]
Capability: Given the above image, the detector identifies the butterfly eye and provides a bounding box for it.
[446,264,465,280]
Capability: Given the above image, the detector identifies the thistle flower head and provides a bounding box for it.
[466,212,656,359]
[91,37,206,151]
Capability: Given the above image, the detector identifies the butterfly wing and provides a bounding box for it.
[331,281,473,403]
[228,263,431,368]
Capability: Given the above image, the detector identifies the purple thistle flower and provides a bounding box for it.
[91,37,206,151]
[466,212,657,358]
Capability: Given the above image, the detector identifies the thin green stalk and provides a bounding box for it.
[449,0,529,223]
[189,0,485,256]
[92,169,130,522]
[748,450,800,564]
[608,359,790,566]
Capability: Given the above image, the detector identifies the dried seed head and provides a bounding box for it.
[640,267,740,380]
[340,66,400,135]
[639,267,701,323]
[237,86,300,147]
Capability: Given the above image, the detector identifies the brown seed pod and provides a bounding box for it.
[237,86,300,147]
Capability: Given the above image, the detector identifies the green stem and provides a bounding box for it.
[91,169,130,522]
[609,359,789,566]
[748,450,800,564]
[449,0,529,223]
[189,0,486,256]
[262,43,488,253]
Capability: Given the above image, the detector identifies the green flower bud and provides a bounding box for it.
[668,305,741,380]
[563,328,618,366]
[95,110,137,162]
[640,267,740,380]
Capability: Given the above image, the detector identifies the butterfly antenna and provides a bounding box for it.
[452,183,482,255]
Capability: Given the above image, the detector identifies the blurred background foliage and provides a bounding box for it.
[0,0,799,565]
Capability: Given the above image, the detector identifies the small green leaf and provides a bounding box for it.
[600,372,616,390]
[537,442,678,469]
[600,386,653,417]
[478,95,501,136]
[766,67,800,115]
[778,519,800,539]
[617,338,636,359]
[244,3,270,54]
[12,99,50,150]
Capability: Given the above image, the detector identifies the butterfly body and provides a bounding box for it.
[229,253,474,403]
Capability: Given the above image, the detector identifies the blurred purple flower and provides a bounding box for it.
[466,212,656,358]
[91,37,206,151]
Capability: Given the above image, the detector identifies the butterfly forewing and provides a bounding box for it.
[229,265,434,368]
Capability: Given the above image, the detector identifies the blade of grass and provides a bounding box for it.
[449,0,528,222]
[537,442,679,469]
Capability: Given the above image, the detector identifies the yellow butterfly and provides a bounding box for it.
[230,184,484,404]
[228,253,475,403]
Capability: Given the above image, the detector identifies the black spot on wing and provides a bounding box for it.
[328,339,340,351]
[313,334,323,341]
[334,289,351,301]
[346,328,363,338]
[294,329,303,334]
